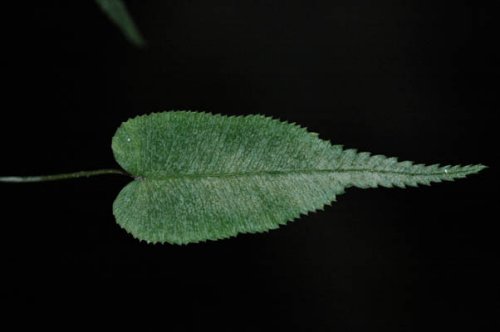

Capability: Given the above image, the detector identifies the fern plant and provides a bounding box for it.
[0,111,485,244]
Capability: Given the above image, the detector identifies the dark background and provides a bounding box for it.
[0,0,497,329]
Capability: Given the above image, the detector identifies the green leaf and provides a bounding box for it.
[95,0,145,47]
[111,111,485,244]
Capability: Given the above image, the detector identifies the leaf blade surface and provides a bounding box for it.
[112,111,484,244]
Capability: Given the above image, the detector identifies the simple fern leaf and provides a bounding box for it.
[111,111,485,244]
[95,0,145,47]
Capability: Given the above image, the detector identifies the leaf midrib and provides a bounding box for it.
[137,167,464,180]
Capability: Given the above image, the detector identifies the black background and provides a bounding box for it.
[0,1,497,329]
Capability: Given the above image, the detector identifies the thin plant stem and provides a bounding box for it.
[0,169,130,183]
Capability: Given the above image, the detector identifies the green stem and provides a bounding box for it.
[0,169,130,183]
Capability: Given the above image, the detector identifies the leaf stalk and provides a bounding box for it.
[0,169,129,183]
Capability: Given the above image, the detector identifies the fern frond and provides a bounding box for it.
[110,112,485,244]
